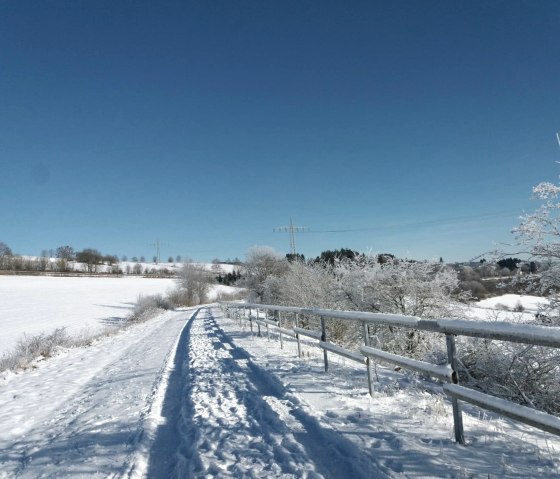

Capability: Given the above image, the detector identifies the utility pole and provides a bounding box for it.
[273,218,309,255]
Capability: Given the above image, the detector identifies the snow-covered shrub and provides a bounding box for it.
[513,301,525,312]
[130,294,174,322]
[0,327,120,374]
[458,337,560,415]
[0,328,71,372]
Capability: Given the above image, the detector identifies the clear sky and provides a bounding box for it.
[1,1,559,263]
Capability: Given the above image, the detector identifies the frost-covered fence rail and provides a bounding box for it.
[219,301,560,445]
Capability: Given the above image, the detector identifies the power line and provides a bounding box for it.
[308,209,521,235]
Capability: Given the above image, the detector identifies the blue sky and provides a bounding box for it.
[1,1,559,263]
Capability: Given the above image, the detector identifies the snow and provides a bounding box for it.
[1,302,559,477]
[0,308,190,478]
[0,276,176,354]
[476,294,549,313]
[206,284,244,301]
[0,275,243,355]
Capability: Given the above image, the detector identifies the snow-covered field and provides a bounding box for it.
[476,294,549,313]
[0,276,176,354]
[465,294,551,324]
[0,275,243,356]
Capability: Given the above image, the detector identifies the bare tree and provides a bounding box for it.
[0,242,13,270]
[56,245,75,272]
[76,249,103,273]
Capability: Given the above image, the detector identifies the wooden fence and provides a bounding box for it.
[219,301,560,445]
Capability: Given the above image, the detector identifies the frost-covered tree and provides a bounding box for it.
[277,261,339,309]
[334,257,468,356]
[238,246,288,302]
[173,263,211,306]
[335,257,465,318]
[514,179,560,323]
[459,175,560,414]
[275,261,354,343]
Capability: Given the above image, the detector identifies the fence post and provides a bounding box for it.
[320,316,328,372]
[446,333,465,444]
[363,322,374,397]
[265,309,270,341]
[256,309,261,337]
[295,313,302,358]
[278,311,283,349]
[249,308,253,334]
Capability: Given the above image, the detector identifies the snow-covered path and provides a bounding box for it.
[157,307,387,479]
[0,309,190,478]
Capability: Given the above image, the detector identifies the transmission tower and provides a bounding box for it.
[148,239,169,264]
[273,218,309,255]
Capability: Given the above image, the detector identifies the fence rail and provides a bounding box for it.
[220,301,560,445]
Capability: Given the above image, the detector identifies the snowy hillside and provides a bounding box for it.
[14,257,241,276]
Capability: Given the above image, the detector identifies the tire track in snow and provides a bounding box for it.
[0,310,189,479]
[172,308,388,479]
